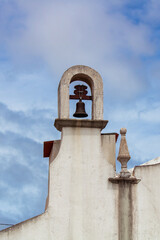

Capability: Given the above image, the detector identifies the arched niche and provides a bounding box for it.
[58,65,103,120]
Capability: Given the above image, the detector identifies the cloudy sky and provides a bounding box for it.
[0,0,160,230]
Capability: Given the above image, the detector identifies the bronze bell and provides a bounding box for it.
[73,99,88,118]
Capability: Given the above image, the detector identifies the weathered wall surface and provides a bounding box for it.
[118,182,134,240]
[0,127,118,240]
[133,163,160,240]
[0,213,50,240]
[48,127,118,240]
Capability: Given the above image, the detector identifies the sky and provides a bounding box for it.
[0,0,160,230]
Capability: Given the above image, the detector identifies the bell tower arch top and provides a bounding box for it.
[58,65,103,120]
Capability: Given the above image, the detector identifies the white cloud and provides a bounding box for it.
[140,104,160,123]
[106,99,160,164]
[130,133,160,164]
[142,0,160,24]
[22,185,40,196]
[0,64,58,111]
[107,100,160,123]
[1,0,155,101]
[0,101,58,143]
[0,199,22,217]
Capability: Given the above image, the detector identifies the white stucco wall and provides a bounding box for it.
[0,126,118,240]
[133,163,160,240]
[47,127,118,240]
[0,213,50,240]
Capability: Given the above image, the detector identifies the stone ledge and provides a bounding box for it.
[54,119,108,132]
[108,177,141,184]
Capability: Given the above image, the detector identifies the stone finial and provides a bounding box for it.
[117,128,131,178]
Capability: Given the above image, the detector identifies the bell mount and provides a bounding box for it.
[70,84,92,118]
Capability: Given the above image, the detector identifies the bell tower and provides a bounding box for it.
[55,65,108,131]
[45,65,119,239]
[57,65,103,119]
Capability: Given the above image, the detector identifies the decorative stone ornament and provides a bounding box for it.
[117,128,131,178]
[109,127,140,184]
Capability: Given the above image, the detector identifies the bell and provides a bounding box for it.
[73,99,88,118]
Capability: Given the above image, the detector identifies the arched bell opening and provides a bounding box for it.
[69,80,92,119]
[58,65,103,120]
[70,73,94,93]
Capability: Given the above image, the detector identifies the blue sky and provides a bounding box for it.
[0,0,160,230]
